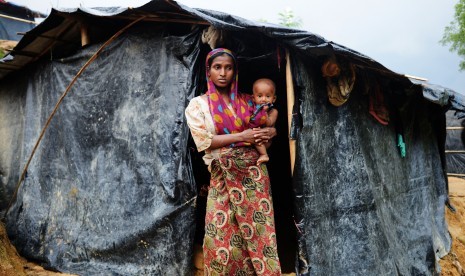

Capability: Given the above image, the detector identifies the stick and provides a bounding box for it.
[0,13,38,24]
[286,49,296,176]
[80,24,90,47]
[447,173,465,177]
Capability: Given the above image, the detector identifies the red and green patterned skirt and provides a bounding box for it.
[203,147,282,276]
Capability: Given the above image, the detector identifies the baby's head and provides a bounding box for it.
[252,78,276,105]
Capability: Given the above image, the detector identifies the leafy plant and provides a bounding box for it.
[278,8,302,28]
[441,0,465,70]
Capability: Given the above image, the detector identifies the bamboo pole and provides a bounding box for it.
[80,24,90,47]
[447,173,465,177]
[17,32,78,45]
[445,150,465,154]
[403,74,428,81]
[446,126,464,130]
[0,13,38,24]
[285,49,296,176]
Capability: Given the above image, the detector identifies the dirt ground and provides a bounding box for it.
[439,177,465,276]
[0,220,76,276]
[0,177,464,275]
[0,40,17,58]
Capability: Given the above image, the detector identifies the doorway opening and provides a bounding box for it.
[188,45,298,274]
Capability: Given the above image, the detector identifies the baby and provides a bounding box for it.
[250,78,278,165]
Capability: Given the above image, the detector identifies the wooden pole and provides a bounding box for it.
[447,173,465,177]
[0,13,38,24]
[81,24,90,47]
[286,49,296,176]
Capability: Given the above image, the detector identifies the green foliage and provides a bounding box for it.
[278,8,302,28]
[257,8,303,28]
[441,0,465,71]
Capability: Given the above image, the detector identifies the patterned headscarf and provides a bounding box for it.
[206,49,252,136]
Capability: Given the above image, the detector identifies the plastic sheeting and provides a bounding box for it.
[0,0,406,83]
[0,18,35,41]
[1,26,201,274]
[291,56,450,275]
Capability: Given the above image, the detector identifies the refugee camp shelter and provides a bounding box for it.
[0,1,464,275]
[445,109,465,177]
[0,1,44,41]
[0,1,44,60]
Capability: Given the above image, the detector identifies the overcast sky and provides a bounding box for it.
[12,0,465,94]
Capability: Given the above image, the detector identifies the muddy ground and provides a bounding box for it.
[0,177,464,275]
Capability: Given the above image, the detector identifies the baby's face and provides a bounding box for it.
[253,83,276,105]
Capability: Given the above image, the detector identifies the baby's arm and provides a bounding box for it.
[266,108,278,127]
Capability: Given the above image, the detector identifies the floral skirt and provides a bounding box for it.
[203,147,281,276]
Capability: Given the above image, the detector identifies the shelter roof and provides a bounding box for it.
[0,1,46,20]
[1,0,462,115]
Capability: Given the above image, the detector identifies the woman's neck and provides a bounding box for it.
[216,85,231,95]
[216,86,231,104]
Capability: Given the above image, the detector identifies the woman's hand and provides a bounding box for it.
[251,127,277,145]
[209,127,277,150]
[239,129,256,144]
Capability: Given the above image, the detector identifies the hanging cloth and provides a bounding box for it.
[323,58,356,107]
[368,80,390,125]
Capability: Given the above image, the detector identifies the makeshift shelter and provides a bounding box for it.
[445,109,465,177]
[0,1,43,41]
[0,1,463,275]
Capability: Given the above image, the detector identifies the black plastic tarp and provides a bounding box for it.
[2,26,200,274]
[0,1,406,83]
[0,1,457,275]
[291,57,450,275]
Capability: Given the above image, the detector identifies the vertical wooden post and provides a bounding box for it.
[286,49,296,176]
[81,24,90,47]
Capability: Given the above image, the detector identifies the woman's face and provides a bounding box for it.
[208,54,235,93]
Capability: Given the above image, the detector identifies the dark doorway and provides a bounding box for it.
[188,46,297,274]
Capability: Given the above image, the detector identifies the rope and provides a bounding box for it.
[3,16,147,220]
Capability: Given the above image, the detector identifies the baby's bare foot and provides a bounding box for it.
[257,154,269,165]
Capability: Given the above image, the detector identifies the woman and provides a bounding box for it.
[185,48,282,275]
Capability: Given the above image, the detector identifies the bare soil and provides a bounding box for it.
[0,220,76,276]
[440,177,465,276]
[0,177,463,275]
[0,40,17,58]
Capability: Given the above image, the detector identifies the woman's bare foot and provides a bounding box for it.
[257,154,269,165]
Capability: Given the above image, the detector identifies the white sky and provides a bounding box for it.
[10,0,465,94]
